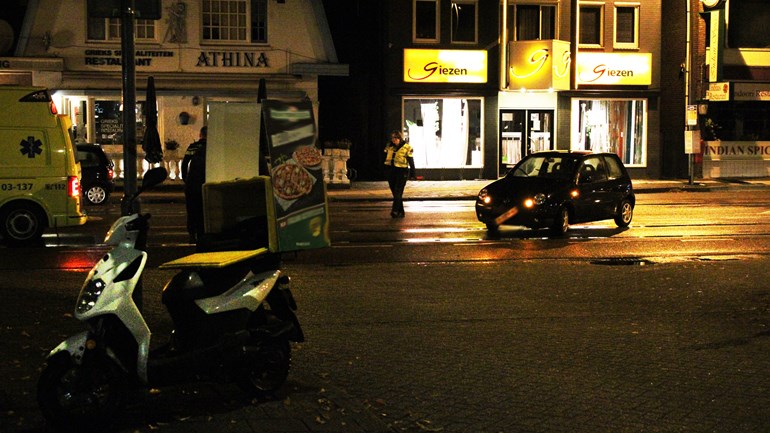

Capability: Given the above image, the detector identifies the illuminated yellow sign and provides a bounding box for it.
[403,49,487,83]
[577,53,652,86]
[508,40,571,90]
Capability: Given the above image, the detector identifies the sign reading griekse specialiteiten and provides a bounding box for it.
[403,49,488,83]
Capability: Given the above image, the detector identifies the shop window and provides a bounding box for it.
[202,0,268,43]
[93,100,145,145]
[414,0,439,43]
[451,1,477,44]
[703,102,770,141]
[579,3,604,47]
[505,3,557,41]
[403,97,483,169]
[727,0,770,48]
[614,4,639,49]
[572,98,646,167]
[87,17,156,41]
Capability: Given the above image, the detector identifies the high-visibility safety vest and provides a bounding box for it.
[384,143,413,168]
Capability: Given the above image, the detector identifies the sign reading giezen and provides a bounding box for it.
[403,49,487,83]
[577,53,652,86]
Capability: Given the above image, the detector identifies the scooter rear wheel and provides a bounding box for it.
[237,338,291,397]
[37,353,125,433]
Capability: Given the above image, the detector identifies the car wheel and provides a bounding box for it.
[550,207,569,236]
[614,199,633,227]
[0,202,46,246]
[85,185,109,205]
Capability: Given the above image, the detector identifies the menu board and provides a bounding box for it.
[262,99,329,251]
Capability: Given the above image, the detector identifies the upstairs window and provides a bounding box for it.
[202,0,268,43]
[579,3,604,47]
[506,4,557,41]
[87,17,156,41]
[414,0,439,43]
[451,1,477,44]
[727,0,770,48]
[614,4,639,49]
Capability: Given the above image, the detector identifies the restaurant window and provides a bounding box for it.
[702,102,770,141]
[572,98,646,167]
[93,100,146,145]
[87,17,156,41]
[451,1,477,43]
[202,0,268,43]
[414,0,439,43]
[614,4,639,49]
[727,0,770,48]
[505,4,557,41]
[404,97,483,169]
[579,3,604,47]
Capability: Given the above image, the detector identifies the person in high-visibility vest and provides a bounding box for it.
[383,130,416,218]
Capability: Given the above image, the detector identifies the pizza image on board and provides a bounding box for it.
[293,145,322,168]
[272,162,315,201]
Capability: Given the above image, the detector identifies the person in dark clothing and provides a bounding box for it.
[383,130,416,218]
[181,126,207,242]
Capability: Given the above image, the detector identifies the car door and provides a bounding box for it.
[601,154,632,216]
[574,156,612,222]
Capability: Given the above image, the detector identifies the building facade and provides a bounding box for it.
[378,0,501,181]
[2,0,343,179]
[368,0,664,181]
[695,0,770,178]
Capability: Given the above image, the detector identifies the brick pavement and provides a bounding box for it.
[3,177,770,432]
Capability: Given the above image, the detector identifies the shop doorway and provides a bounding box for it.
[499,109,553,175]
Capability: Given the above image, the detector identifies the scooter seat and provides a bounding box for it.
[162,260,253,304]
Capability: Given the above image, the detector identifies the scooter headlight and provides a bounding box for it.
[77,278,106,314]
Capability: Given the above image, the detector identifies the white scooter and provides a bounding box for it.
[37,167,304,432]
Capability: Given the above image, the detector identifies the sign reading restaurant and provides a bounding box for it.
[403,49,487,83]
[576,52,652,86]
[81,49,270,69]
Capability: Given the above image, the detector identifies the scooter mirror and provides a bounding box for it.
[140,167,168,192]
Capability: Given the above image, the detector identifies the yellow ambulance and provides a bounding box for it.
[0,86,87,245]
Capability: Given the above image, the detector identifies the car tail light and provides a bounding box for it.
[50,101,58,115]
[68,176,81,198]
[107,168,114,180]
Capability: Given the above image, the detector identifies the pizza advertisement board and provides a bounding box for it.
[262,99,330,252]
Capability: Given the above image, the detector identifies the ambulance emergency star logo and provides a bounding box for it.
[20,136,43,158]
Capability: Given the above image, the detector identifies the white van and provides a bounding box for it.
[0,86,87,245]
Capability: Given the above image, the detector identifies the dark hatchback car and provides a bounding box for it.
[76,144,115,205]
[476,151,634,235]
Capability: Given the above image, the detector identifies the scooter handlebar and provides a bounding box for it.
[125,213,152,232]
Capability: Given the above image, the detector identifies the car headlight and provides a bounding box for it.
[524,193,547,208]
[77,278,106,314]
[478,188,492,205]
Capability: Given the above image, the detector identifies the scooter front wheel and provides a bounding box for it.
[237,338,291,397]
[37,353,126,432]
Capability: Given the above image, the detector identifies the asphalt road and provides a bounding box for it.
[2,189,770,432]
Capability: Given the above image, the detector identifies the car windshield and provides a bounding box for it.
[508,155,576,180]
